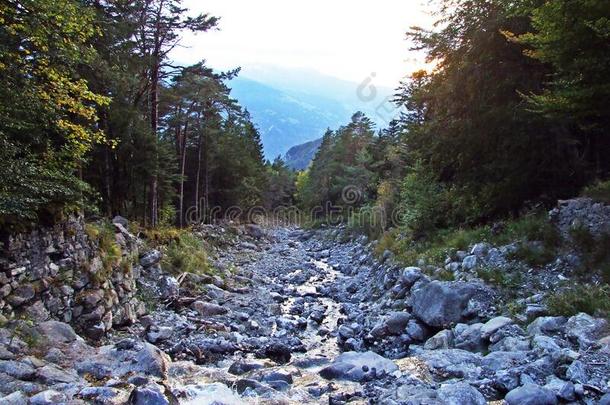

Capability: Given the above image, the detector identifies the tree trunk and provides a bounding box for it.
[178,120,188,227]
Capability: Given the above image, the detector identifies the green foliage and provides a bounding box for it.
[570,227,610,283]
[507,242,555,267]
[0,0,110,225]
[477,267,523,290]
[582,180,610,204]
[160,231,213,276]
[86,221,122,283]
[547,284,610,318]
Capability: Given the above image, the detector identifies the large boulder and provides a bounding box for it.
[438,382,486,405]
[320,351,398,382]
[504,384,557,405]
[565,313,607,348]
[411,281,494,328]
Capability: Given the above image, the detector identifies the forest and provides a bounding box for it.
[298,0,610,241]
[1,0,609,237]
[0,0,296,231]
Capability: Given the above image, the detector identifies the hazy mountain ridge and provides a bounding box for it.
[229,68,394,159]
[284,137,323,170]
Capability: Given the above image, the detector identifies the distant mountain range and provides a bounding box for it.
[228,66,394,160]
[284,137,323,170]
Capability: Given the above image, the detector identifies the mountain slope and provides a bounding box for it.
[284,137,323,170]
[229,77,348,159]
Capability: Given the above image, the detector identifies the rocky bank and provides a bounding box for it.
[0,200,609,404]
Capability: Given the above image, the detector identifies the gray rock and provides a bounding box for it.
[489,336,530,352]
[36,364,79,384]
[140,250,162,268]
[0,391,28,405]
[424,329,454,350]
[6,284,35,306]
[471,243,490,257]
[481,316,513,339]
[526,316,567,336]
[146,326,173,343]
[412,281,493,328]
[438,382,486,405]
[320,351,398,382]
[565,360,587,383]
[453,323,486,352]
[384,312,411,335]
[406,319,430,342]
[129,383,169,405]
[400,267,423,287]
[544,377,575,401]
[134,343,170,378]
[79,386,121,402]
[504,383,557,405]
[419,349,483,380]
[112,215,128,227]
[565,312,607,348]
[462,255,478,270]
[29,390,67,405]
[532,335,561,356]
[246,224,265,239]
[191,301,228,317]
[482,350,528,371]
[0,360,36,380]
[158,276,179,299]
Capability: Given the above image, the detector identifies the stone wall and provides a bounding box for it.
[0,216,145,338]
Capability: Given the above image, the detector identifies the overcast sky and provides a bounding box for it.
[171,0,437,87]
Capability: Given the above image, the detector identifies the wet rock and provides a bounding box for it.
[504,383,557,405]
[191,301,228,317]
[235,378,268,395]
[258,342,292,364]
[438,382,486,405]
[411,280,493,328]
[228,360,265,375]
[320,351,398,382]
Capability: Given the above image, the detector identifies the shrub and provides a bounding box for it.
[85,221,121,283]
[161,232,213,276]
[547,284,610,318]
[582,180,610,204]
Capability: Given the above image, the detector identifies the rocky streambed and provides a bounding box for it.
[1,225,609,404]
